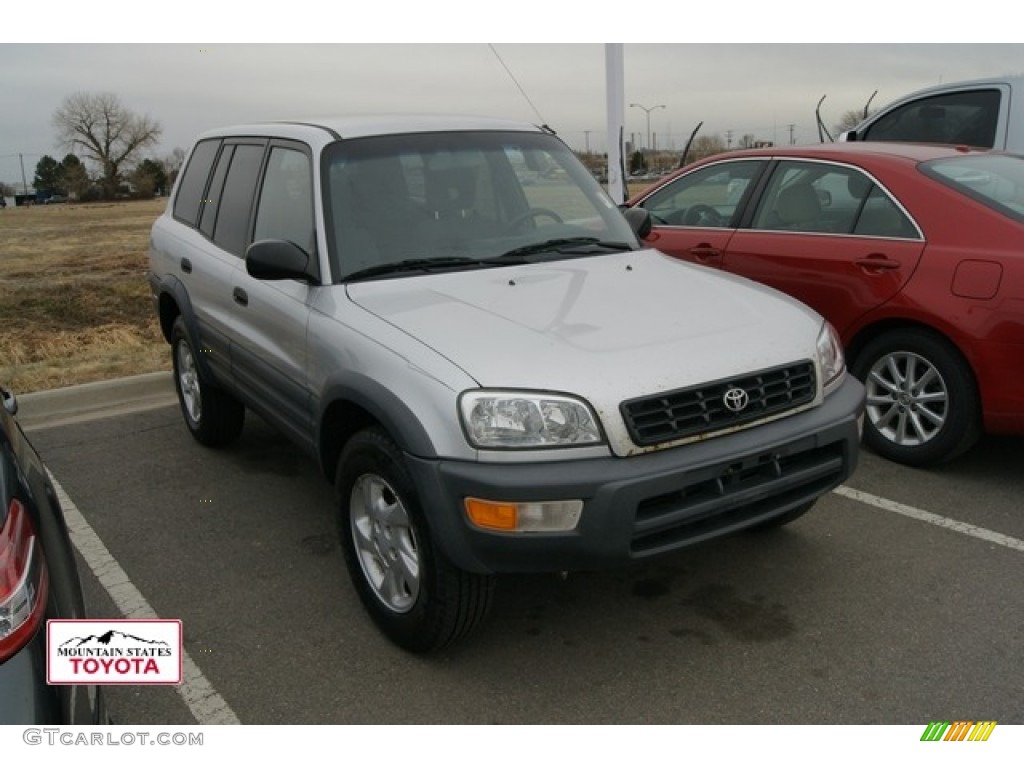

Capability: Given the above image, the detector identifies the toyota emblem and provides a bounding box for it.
[723,387,749,413]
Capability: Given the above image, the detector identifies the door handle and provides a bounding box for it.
[232,287,248,307]
[180,257,192,274]
[688,245,722,263]
[855,255,901,272]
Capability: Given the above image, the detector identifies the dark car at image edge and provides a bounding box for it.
[0,386,107,724]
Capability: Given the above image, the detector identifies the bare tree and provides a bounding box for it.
[688,134,728,162]
[834,109,872,136]
[163,147,187,188]
[53,92,162,199]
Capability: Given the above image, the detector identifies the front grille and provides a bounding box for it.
[620,361,816,447]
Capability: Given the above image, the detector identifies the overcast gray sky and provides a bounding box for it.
[2,7,1021,185]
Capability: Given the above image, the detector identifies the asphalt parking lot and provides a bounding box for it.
[20,374,1024,725]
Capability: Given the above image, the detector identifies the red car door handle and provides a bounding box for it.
[855,255,901,272]
[688,245,721,263]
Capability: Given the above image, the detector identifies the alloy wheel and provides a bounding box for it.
[176,341,201,424]
[349,473,421,614]
[865,350,948,447]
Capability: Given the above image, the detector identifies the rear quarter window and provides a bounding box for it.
[921,154,1024,223]
[212,142,267,257]
[173,139,221,226]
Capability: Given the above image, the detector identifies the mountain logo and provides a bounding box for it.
[47,619,183,685]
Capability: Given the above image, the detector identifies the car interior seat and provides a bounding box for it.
[775,183,822,231]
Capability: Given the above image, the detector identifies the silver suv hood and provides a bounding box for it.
[346,250,825,454]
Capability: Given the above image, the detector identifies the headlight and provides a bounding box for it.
[459,390,603,449]
[816,321,846,392]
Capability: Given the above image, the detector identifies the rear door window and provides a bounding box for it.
[212,141,266,257]
[751,160,918,238]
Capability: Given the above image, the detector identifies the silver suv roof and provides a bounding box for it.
[195,115,547,144]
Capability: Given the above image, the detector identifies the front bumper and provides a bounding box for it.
[407,376,864,574]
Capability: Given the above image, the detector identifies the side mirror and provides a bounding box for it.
[246,240,315,282]
[621,206,652,239]
[1,387,17,416]
[838,129,857,142]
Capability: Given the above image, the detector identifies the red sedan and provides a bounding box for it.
[628,142,1024,466]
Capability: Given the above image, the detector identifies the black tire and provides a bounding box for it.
[170,316,244,447]
[851,328,981,467]
[748,500,816,531]
[336,426,495,653]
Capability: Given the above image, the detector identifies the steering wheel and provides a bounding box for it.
[508,207,564,231]
[683,204,725,227]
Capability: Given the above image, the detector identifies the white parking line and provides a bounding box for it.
[834,485,1024,553]
[48,471,242,725]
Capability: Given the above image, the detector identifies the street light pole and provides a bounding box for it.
[629,103,666,150]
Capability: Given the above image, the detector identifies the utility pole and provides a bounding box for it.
[584,130,591,153]
[787,124,796,145]
[629,103,666,150]
[725,130,734,148]
[19,154,29,194]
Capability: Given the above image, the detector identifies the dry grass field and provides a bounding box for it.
[0,199,169,393]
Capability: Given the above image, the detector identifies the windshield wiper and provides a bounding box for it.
[343,240,635,281]
[342,257,502,282]
[494,237,634,261]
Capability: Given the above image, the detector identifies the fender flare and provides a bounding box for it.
[152,274,216,384]
[317,373,439,469]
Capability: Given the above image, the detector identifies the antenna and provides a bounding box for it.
[488,44,548,128]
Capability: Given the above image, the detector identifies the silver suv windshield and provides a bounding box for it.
[322,130,637,281]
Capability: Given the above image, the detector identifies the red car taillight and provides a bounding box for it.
[0,498,49,664]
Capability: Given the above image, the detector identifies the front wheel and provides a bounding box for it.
[852,328,981,466]
[336,427,495,653]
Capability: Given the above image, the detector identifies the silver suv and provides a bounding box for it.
[148,116,864,652]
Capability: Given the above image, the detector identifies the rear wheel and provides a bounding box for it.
[171,316,244,447]
[336,426,495,653]
[852,328,981,466]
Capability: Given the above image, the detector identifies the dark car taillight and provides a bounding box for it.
[0,498,49,663]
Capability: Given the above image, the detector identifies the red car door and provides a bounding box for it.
[721,160,926,337]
